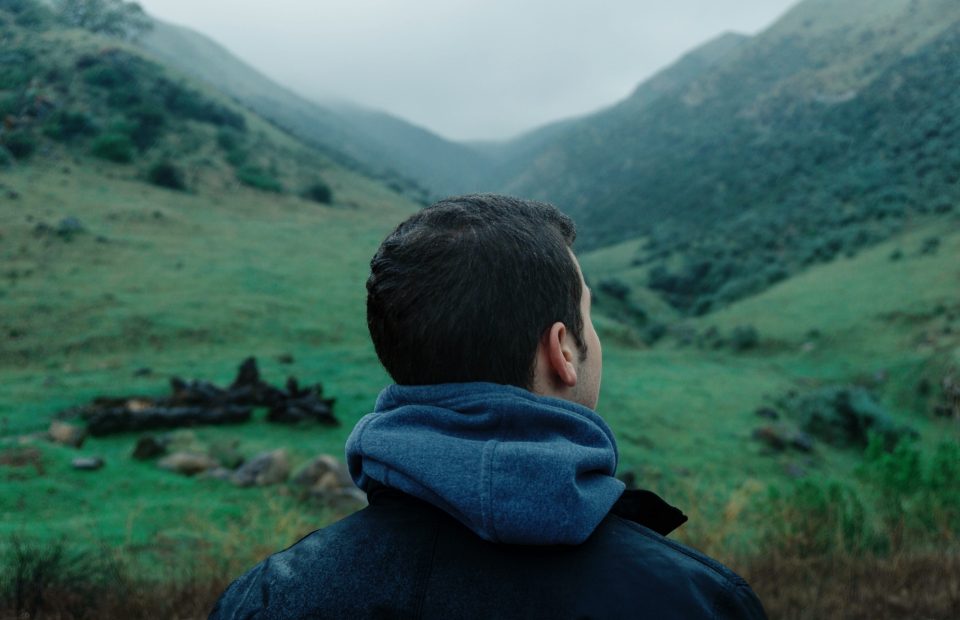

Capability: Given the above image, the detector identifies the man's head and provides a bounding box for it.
[366,194,602,408]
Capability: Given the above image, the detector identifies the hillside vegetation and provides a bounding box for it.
[488,0,960,316]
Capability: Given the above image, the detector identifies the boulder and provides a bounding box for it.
[292,454,351,489]
[48,420,87,448]
[232,449,290,487]
[72,456,104,471]
[157,451,218,476]
[199,466,235,482]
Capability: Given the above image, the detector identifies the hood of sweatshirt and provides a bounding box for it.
[345,382,626,545]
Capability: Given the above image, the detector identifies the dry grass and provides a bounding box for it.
[742,551,960,620]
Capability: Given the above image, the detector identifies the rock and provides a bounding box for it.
[132,434,168,460]
[292,454,350,488]
[48,420,87,448]
[133,367,153,377]
[199,466,234,481]
[157,451,218,476]
[72,456,104,471]
[276,353,295,364]
[232,449,290,487]
[755,407,780,420]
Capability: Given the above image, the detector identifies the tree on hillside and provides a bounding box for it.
[54,0,151,40]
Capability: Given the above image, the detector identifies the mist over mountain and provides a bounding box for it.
[140,19,494,199]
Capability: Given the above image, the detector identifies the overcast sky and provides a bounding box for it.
[137,0,799,141]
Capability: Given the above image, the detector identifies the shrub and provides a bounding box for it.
[147,161,185,190]
[126,104,166,150]
[82,62,130,88]
[90,132,133,163]
[161,81,245,130]
[3,130,37,159]
[858,436,960,548]
[0,0,53,28]
[785,386,917,449]
[43,109,96,141]
[302,181,333,204]
[730,325,759,351]
[237,166,282,193]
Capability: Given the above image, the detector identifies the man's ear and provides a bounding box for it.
[544,321,578,387]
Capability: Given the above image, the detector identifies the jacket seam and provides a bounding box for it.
[612,515,747,587]
[414,521,442,619]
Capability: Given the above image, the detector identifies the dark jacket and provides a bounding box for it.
[209,483,766,619]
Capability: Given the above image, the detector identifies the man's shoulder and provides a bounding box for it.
[210,490,766,619]
[603,512,749,589]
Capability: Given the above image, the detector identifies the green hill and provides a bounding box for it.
[139,19,494,199]
[486,0,960,315]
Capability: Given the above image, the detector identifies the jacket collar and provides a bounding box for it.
[367,481,688,538]
[611,489,688,536]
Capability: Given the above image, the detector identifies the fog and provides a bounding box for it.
[137,0,799,141]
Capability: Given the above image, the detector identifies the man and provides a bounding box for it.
[210,194,766,619]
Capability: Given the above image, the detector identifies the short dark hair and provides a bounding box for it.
[367,194,585,388]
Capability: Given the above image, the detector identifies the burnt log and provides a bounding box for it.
[267,395,337,425]
[85,405,251,436]
[67,357,338,435]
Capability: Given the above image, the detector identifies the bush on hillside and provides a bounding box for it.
[161,81,245,130]
[146,161,186,191]
[3,130,37,159]
[782,386,917,449]
[302,181,333,204]
[729,325,759,351]
[125,104,166,151]
[0,146,13,168]
[237,166,282,193]
[43,109,96,141]
[90,132,133,163]
[0,0,53,28]
[54,0,151,40]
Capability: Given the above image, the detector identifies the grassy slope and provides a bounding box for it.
[0,151,418,544]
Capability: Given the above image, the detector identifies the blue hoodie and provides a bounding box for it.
[345,382,626,546]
